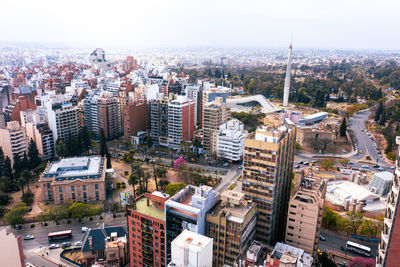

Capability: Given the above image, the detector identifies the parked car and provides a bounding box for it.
[82,227,88,233]
[49,244,60,249]
[320,235,326,241]
[74,241,82,247]
[298,161,304,164]
[23,235,34,240]
[62,242,71,248]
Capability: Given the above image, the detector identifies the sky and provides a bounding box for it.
[2,0,400,50]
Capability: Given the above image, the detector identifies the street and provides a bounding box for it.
[214,166,242,193]
[319,230,378,260]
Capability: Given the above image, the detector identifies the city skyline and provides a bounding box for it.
[2,0,400,51]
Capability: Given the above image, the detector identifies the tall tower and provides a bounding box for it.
[283,44,293,107]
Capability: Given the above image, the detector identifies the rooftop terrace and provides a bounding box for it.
[134,196,165,221]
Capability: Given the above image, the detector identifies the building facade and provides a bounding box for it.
[165,185,218,263]
[216,119,245,161]
[168,96,195,149]
[97,92,121,139]
[206,190,257,266]
[25,122,55,161]
[376,136,400,266]
[242,115,297,245]
[124,101,148,140]
[128,192,169,267]
[0,229,24,267]
[285,176,327,256]
[39,156,106,204]
[0,121,28,164]
[150,97,169,146]
[168,230,213,267]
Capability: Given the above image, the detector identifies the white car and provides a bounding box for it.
[82,227,88,233]
[23,235,35,240]
[49,244,60,249]
[74,241,82,247]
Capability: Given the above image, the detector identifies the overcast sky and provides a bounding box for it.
[2,0,399,50]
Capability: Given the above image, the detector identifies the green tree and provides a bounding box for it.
[339,159,349,167]
[52,205,69,222]
[320,159,334,171]
[360,216,383,237]
[5,203,29,228]
[21,169,31,191]
[21,190,34,206]
[13,153,22,176]
[78,127,91,155]
[28,139,41,169]
[3,157,12,178]
[18,177,25,194]
[165,183,186,197]
[159,179,170,191]
[375,101,384,122]
[379,111,387,126]
[192,137,202,148]
[56,139,69,158]
[122,149,135,163]
[0,176,15,192]
[68,202,90,221]
[128,173,138,199]
[339,117,347,137]
[345,211,364,235]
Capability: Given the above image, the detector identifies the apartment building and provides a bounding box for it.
[39,156,106,204]
[128,192,169,267]
[0,121,28,164]
[243,115,296,245]
[98,92,121,139]
[206,190,257,266]
[124,100,148,140]
[165,185,218,263]
[25,122,55,161]
[285,176,327,256]
[203,97,230,153]
[376,136,400,266]
[215,119,245,161]
[168,95,195,149]
[83,91,100,136]
[150,97,169,146]
[43,93,79,144]
[168,230,213,267]
[185,84,201,126]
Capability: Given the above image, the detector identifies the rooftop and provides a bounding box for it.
[373,171,393,181]
[43,156,104,180]
[134,195,165,221]
[171,230,212,252]
[81,225,127,252]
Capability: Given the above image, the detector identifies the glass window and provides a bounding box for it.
[83,192,87,199]
[95,184,98,189]
[82,185,86,190]
[59,187,62,192]
[71,186,75,191]
[60,194,63,201]
[72,193,76,199]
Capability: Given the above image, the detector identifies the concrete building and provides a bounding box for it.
[84,92,100,137]
[285,177,327,256]
[376,136,400,266]
[243,115,297,245]
[25,122,55,161]
[43,93,79,144]
[265,242,313,267]
[168,230,213,267]
[168,95,195,149]
[0,229,24,267]
[39,156,106,204]
[150,96,170,146]
[124,101,148,140]
[165,185,218,263]
[185,84,201,126]
[368,171,393,197]
[0,121,28,164]
[202,97,230,153]
[81,225,128,266]
[98,92,121,139]
[296,127,336,147]
[215,119,245,161]
[206,190,257,266]
[128,192,169,267]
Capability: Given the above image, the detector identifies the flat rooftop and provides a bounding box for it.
[134,196,165,221]
[44,156,104,180]
[172,229,212,252]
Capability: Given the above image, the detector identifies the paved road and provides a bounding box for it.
[319,231,378,259]
[214,166,242,193]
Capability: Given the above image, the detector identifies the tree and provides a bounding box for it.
[56,139,69,158]
[375,101,384,122]
[122,149,135,163]
[339,159,349,167]
[317,252,336,267]
[165,183,186,197]
[345,211,364,235]
[18,177,25,194]
[106,153,112,169]
[128,173,138,199]
[69,202,90,221]
[192,137,202,148]
[21,190,34,206]
[3,157,12,178]
[379,110,387,126]
[339,117,347,137]
[5,203,29,228]
[0,176,15,192]
[350,257,376,267]
[159,179,170,191]
[21,169,31,191]
[13,153,22,176]
[28,139,41,169]
[79,127,91,155]
[320,160,334,171]
[361,216,383,237]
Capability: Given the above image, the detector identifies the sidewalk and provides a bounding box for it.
[296,150,355,159]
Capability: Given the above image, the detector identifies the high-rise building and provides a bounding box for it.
[201,85,231,128]
[0,229,25,267]
[39,156,106,204]
[203,97,230,153]
[25,122,55,161]
[83,92,100,137]
[376,136,400,266]
[98,92,121,139]
[168,95,195,149]
[168,230,213,267]
[165,185,218,263]
[128,192,169,267]
[185,84,201,126]
[43,93,80,144]
[285,176,327,256]
[215,119,245,161]
[150,97,169,146]
[283,44,293,107]
[124,101,148,141]
[0,121,28,164]
[206,190,257,266]
[242,115,296,245]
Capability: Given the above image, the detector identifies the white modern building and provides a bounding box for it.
[168,95,195,149]
[84,91,100,136]
[168,230,213,267]
[216,119,245,161]
[185,84,200,126]
[43,93,79,144]
[368,171,393,197]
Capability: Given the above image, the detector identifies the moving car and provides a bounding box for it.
[82,227,88,233]
[320,235,326,241]
[62,242,71,248]
[23,235,34,240]
[49,244,60,249]
[74,241,82,247]
[378,167,384,171]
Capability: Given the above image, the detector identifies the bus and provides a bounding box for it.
[346,241,371,257]
[48,230,72,241]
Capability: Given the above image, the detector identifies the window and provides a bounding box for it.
[47,183,50,188]
[96,191,99,197]
[289,226,294,230]
[71,186,75,191]
[72,193,76,200]
[60,194,63,201]
[82,185,86,190]
[289,218,295,222]
[83,192,87,199]
[59,187,63,192]
[95,184,98,189]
